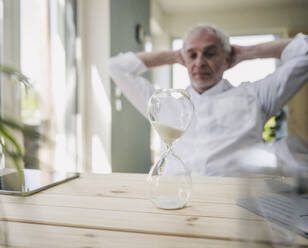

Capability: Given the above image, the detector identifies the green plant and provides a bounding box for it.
[0,65,31,88]
[0,65,46,248]
[263,110,286,142]
[0,65,41,178]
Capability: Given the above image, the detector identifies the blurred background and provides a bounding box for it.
[0,0,307,174]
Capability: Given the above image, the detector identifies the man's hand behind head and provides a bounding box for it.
[175,49,186,66]
[228,45,247,69]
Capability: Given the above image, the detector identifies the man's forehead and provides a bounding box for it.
[184,30,221,52]
[186,44,217,54]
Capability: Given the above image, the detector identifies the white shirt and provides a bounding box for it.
[108,34,308,176]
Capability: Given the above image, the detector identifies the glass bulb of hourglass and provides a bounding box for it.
[147,89,194,210]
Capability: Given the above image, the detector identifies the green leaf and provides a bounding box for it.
[0,63,33,182]
[0,124,23,156]
[0,118,42,140]
[2,142,24,183]
[0,64,31,89]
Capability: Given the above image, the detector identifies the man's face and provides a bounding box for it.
[183,29,230,94]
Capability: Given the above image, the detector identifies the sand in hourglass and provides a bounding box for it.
[153,197,186,210]
[150,122,187,209]
[152,121,184,146]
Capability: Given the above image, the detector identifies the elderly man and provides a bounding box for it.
[108,24,308,176]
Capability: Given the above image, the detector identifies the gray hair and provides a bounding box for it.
[182,24,231,54]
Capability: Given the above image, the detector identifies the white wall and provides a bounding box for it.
[110,0,151,173]
[151,34,172,89]
[78,0,111,173]
[166,6,308,38]
[150,0,172,88]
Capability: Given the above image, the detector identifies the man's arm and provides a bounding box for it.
[108,50,184,117]
[136,50,184,68]
[229,39,292,68]
[246,34,308,118]
[108,52,155,117]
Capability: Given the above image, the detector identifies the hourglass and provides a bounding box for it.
[147,89,194,209]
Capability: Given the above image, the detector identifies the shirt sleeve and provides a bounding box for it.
[251,33,308,119]
[108,52,155,117]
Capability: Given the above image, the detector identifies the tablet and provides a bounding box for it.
[0,169,80,196]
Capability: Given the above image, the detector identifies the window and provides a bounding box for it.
[172,39,189,89]
[1,0,79,172]
[224,35,277,86]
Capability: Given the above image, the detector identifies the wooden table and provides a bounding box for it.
[0,173,307,247]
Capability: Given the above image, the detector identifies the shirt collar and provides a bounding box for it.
[186,79,233,99]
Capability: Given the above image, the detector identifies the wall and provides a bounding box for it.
[287,32,308,143]
[110,0,151,173]
[78,0,111,172]
[150,0,172,88]
[288,84,308,142]
[165,5,308,38]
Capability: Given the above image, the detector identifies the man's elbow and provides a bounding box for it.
[107,57,118,78]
